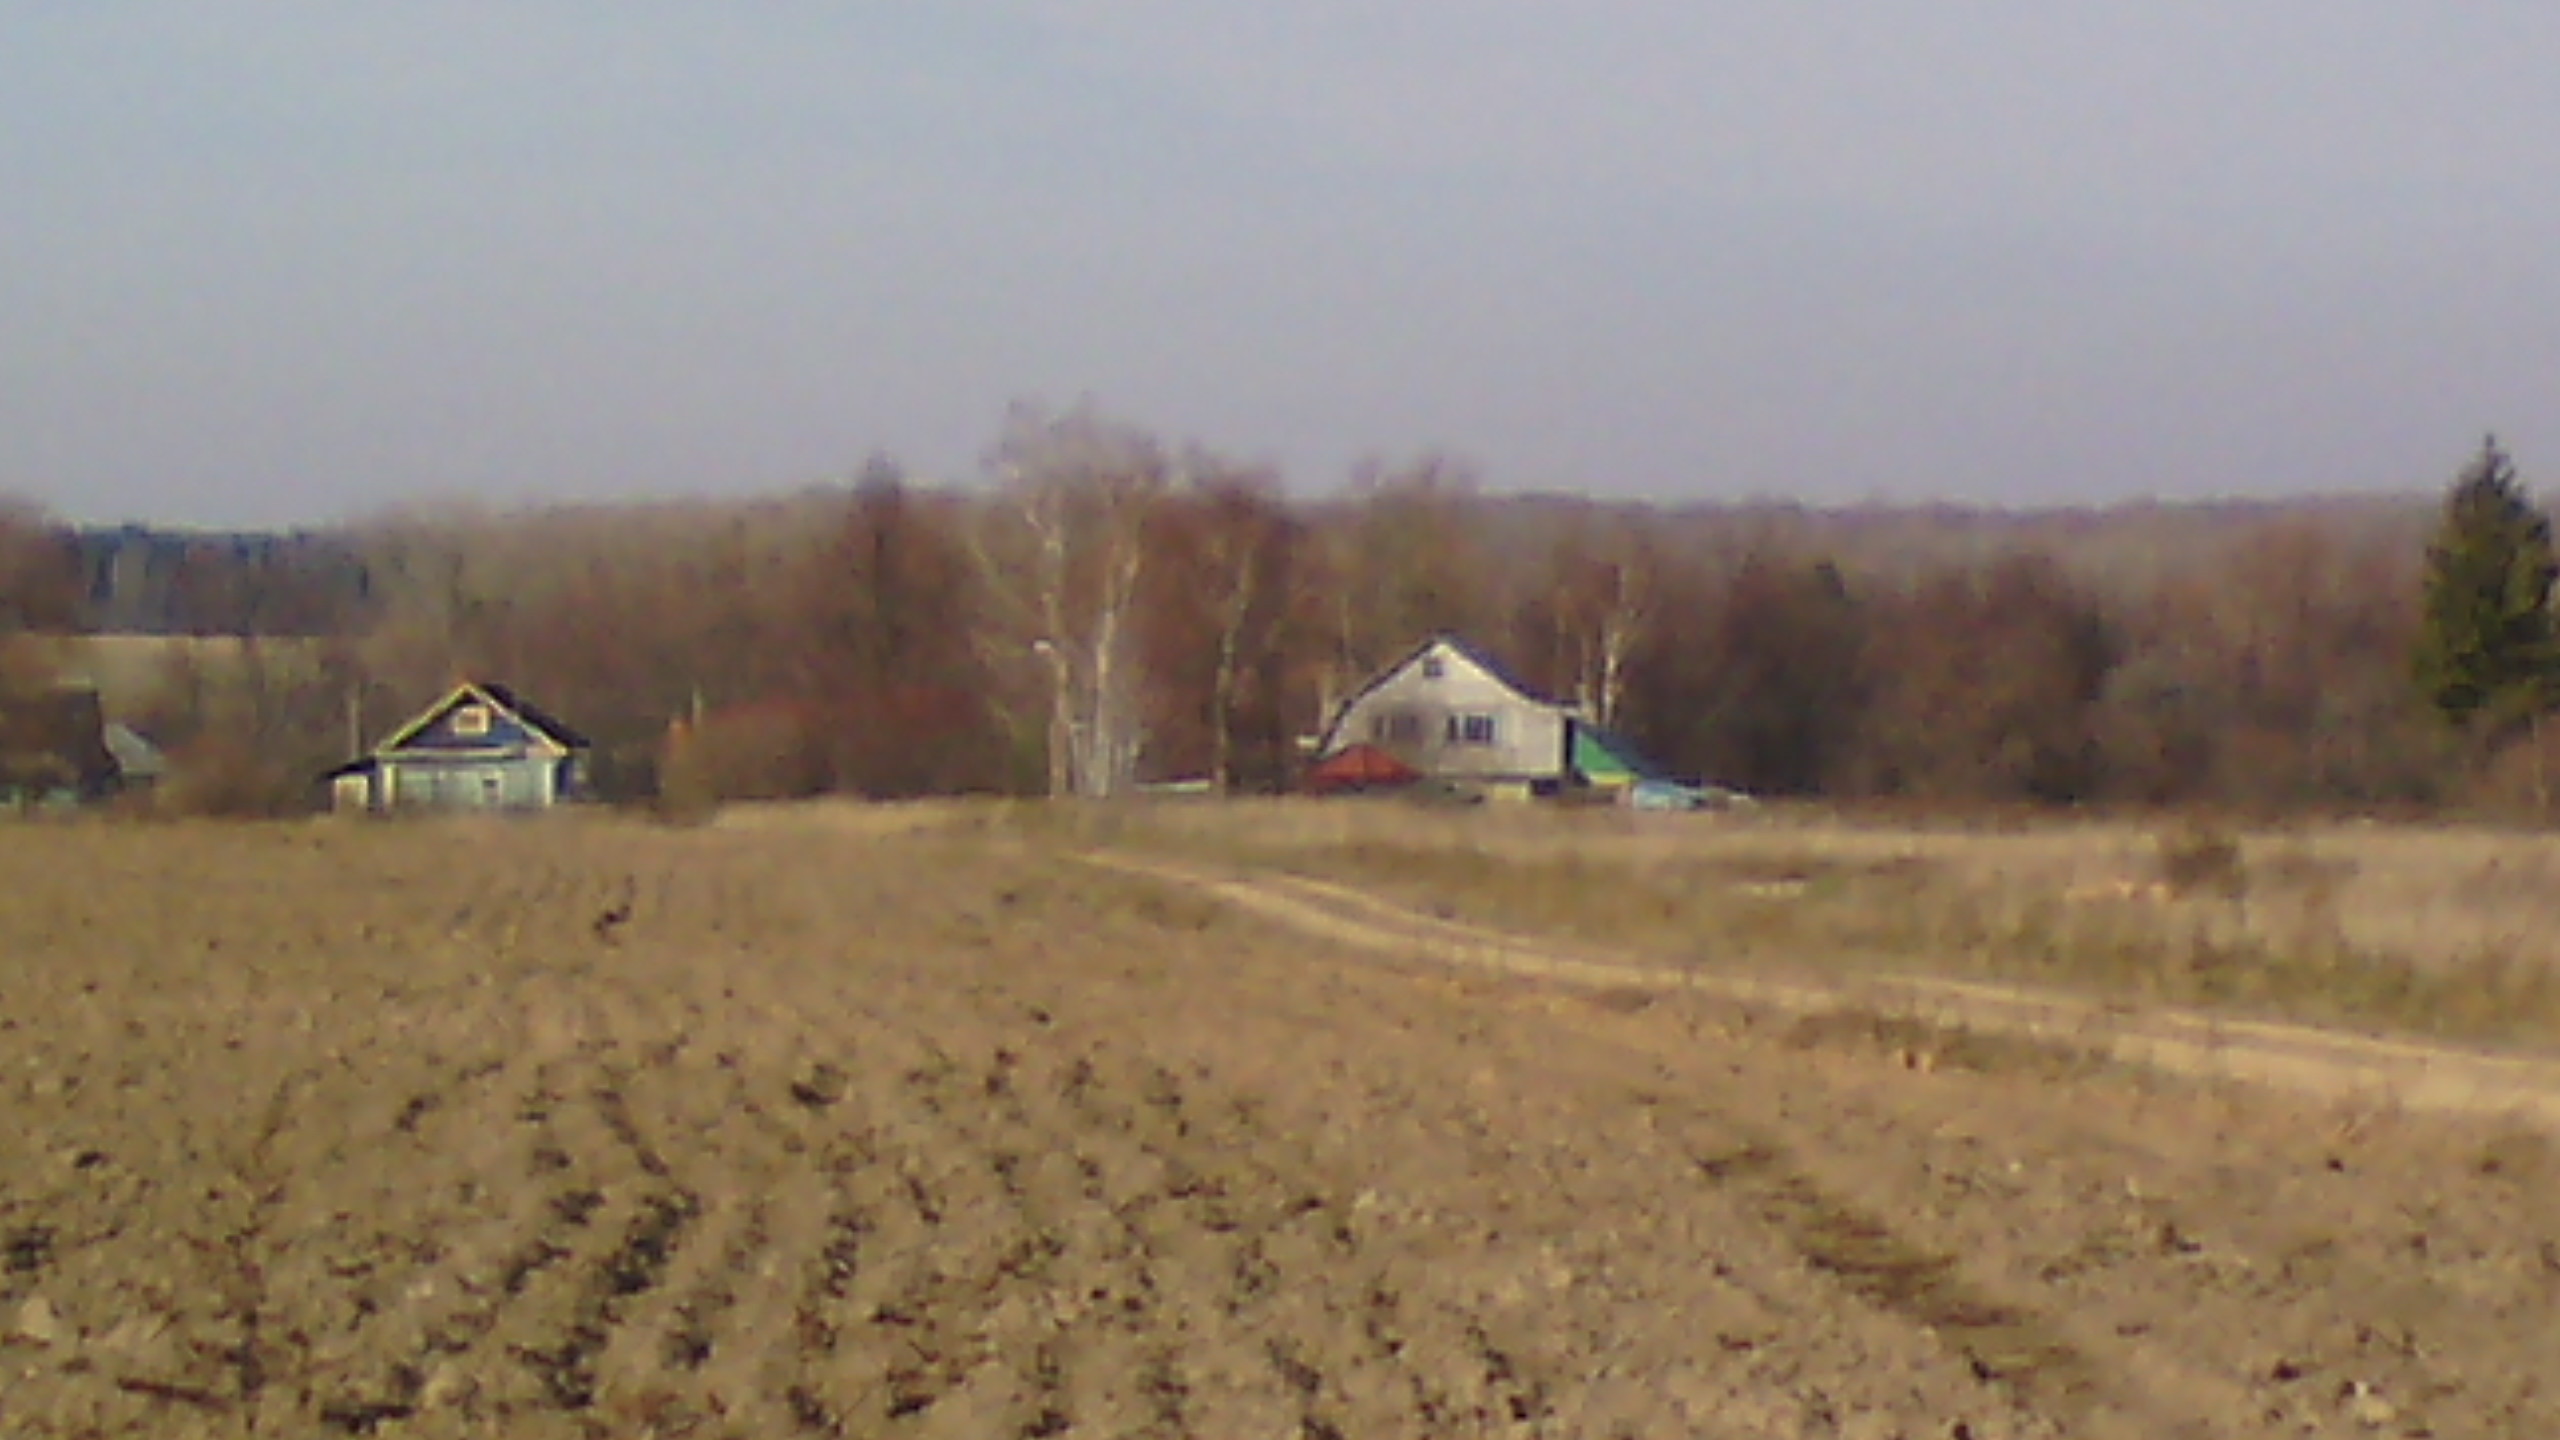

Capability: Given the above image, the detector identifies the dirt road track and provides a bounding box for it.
[4,821,2559,1438]
[1081,852,2560,1136]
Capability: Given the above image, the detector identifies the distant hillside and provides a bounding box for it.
[1479,490,2436,588]
[58,490,2438,638]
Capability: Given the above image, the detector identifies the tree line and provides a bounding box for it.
[2,410,2549,816]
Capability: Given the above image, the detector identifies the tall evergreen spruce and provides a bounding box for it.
[2414,436,2560,733]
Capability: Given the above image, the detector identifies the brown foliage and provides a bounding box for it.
[0,683,115,800]
[659,702,828,809]
[1625,550,1866,796]
[66,419,2485,816]
[1138,475,1306,789]
[1852,553,2118,803]
[2095,524,2443,806]
[153,735,314,817]
[783,470,1004,796]
[1311,460,1498,685]
[0,499,80,638]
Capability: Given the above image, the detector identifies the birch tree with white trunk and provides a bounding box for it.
[1543,513,1656,729]
[972,405,1173,798]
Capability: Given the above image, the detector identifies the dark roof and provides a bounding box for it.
[473,681,591,749]
[0,686,118,794]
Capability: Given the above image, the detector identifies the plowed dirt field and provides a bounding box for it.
[5,812,2558,1438]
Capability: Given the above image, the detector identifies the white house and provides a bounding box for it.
[1313,635,1576,793]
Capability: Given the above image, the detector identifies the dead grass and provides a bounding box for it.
[1023,798,2560,1049]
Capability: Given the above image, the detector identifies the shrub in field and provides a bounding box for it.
[153,737,314,817]
[658,704,827,811]
[2154,825,2246,900]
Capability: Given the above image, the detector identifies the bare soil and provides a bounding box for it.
[5,812,2559,1438]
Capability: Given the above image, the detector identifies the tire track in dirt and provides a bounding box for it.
[1675,1005,2560,1436]
[1088,851,2560,1135]
[1081,843,2560,1434]
[1054,852,2090,1432]
[1501,1044,2227,1437]
[1080,850,2315,1439]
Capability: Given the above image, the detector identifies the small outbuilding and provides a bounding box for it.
[101,723,168,792]
[1301,741,1424,795]
[0,684,120,810]
[326,680,590,814]
[1569,723,1654,792]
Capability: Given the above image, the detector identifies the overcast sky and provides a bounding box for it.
[5,4,2557,527]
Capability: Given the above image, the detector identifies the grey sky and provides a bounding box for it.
[5,3,2556,527]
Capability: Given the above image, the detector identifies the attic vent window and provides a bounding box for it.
[451,704,492,738]
[1420,656,1446,680]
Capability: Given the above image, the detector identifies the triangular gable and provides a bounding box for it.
[1433,634,1563,708]
[1570,722,1665,784]
[372,681,581,757]
[1320,633,1563,752]
[102,723,168,781]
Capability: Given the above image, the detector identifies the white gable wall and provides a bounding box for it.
[1327,639,1568,782]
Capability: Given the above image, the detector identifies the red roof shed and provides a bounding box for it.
[1302,743,1423,794]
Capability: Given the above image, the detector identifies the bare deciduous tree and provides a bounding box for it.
[0,499,81,687]
[1140,468,1301,790]
[1624,547,1867,795]
[1310,458,1491,723]
[1525,510,1655,729]
[973,405,1173,797]
[1852,552,2119,803]
[783,462,997,796]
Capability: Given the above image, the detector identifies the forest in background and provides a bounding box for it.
[0,405,2513,816]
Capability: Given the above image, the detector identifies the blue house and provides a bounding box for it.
[327,680,589,814]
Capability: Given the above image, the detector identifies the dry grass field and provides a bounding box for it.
[5,804,2560,1438]
[1046,799,2560,1048]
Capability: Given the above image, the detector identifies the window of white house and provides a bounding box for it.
[1372,711,1423,744]
[1448,713,1497,746]
[451,704,492,738]
[1420,655,1446,680]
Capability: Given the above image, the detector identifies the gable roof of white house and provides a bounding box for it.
[1318,634,1568,752]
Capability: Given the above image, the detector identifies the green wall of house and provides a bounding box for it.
[382,757,556,810]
